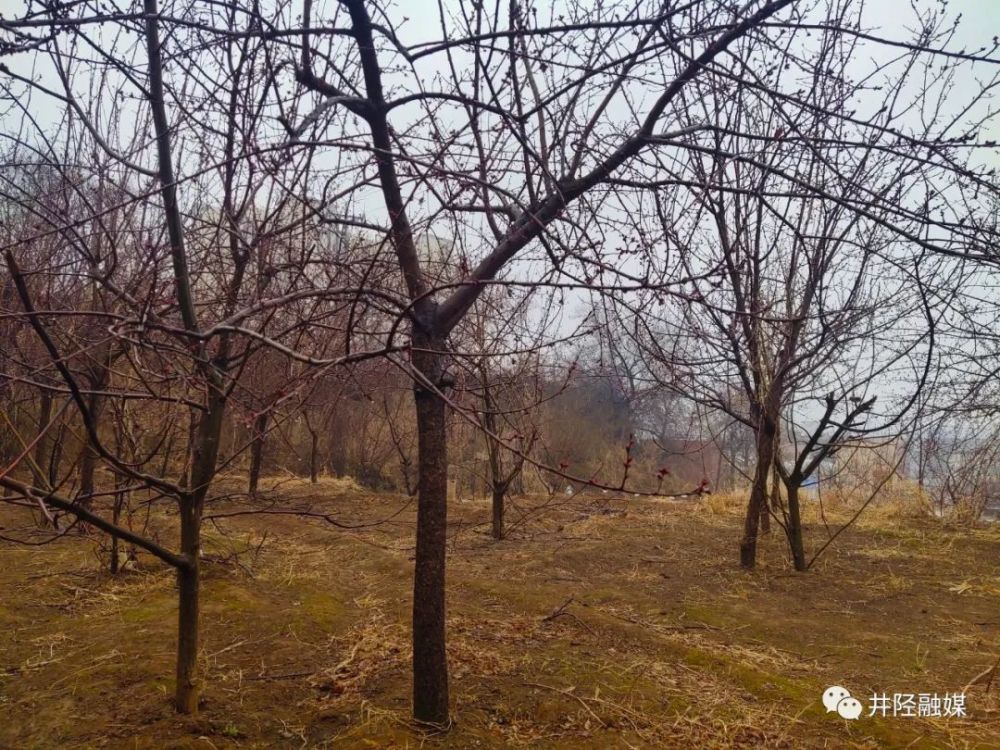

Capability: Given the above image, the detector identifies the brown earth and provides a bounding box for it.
[1,479,998,748]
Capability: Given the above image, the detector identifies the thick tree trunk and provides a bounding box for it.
[785,481,807,571]
[411,344,449,726]
[740,451,770,568]
[491,484,505,540]
[248,411,268,498]
[174,387,225,714]
[175,501,200,714]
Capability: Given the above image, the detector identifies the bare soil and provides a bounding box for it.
[1,480,998,748]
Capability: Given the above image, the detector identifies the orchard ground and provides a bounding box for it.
[1,479,998,749]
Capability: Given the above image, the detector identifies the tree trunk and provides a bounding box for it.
[110,536,120,575]
[482,379,505,542]
[78,434,98,503]
[411,344,449,726]
[761,464,778,535]
[174,386,225,714]
[309,428,320,483]
[110,488,123,575]
[175,501,200,714]
[78,390,105,514]
[740,401,779,568]
[0,396,18,497]
[47,422,65,488]
[492,483,505,540]
[33,388,53,487]
[785,481,807,571]
[248,411,268,498]
[330,439,347,478]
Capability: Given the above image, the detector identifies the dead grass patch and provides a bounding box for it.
[1,486,997,748]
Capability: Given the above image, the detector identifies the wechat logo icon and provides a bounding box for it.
[823,686,863,720]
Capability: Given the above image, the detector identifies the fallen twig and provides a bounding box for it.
[542,596,575,623]
[540,595,597,635]
[247,669,316,682]
[524,682,608,728]
[964,652,1000,694]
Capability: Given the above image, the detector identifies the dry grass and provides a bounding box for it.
[1,478,998,748]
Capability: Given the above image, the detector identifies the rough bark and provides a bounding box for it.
[410,340,449,726]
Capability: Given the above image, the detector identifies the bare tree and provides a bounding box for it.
[3,0,997,731]
[290,0,855,725]
[447,283,558,539]
[0,0,387,713]
[602,0,996,570]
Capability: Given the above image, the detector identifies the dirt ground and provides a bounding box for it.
[1,479,998,749]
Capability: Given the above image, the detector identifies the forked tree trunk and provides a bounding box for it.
[248,411,268,498]
[411,343,449,726]
[740,398,779,568]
